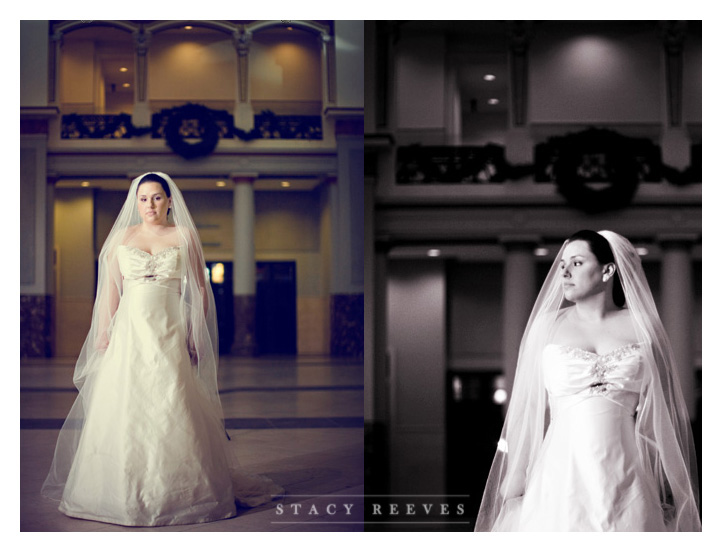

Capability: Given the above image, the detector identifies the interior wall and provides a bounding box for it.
[250,29,322,114]
[54,189,95,356]
[148,31,237,102]
[395,33,446,130]
[60,38,96,112]
[529,22,662,124]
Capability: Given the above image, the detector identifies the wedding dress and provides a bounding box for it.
[42,172,282,527]
[475,230,700,532]
[56,245,281,526]
[494,342,666,531]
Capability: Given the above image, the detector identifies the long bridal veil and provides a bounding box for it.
[42,172,225,500]
[474,230,700,532]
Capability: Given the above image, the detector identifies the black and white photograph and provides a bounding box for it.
[364,19,702,532]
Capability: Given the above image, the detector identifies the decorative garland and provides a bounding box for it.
[61,103,323,159]
[396,144,533,184]
[61,113,151,139]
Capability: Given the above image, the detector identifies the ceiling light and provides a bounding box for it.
[488,98,500,105]
[122,83,130,88]
[427,249,441,257]
[119,67,128,72]
[534,247,549,257]
[483,74,496,81]
[281,181,291,188]
[184,25,193,30]
[636,247,649,256]
[81,181,90,187]
[216,181,226,187]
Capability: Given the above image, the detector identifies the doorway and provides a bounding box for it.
[255,261,297,355]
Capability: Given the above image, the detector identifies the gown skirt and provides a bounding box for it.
[54,246,279,526]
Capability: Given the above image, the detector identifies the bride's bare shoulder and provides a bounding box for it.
[120,225,142,244]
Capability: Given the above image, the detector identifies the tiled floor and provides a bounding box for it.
[20,355,364,532]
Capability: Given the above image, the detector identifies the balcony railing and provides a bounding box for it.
[61,105,323,141]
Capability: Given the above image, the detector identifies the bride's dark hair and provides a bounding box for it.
[568,229,626,307]
[137,172,171,198]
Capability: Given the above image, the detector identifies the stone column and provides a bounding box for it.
[232,29,254,130]
[501,236,539,396]
[230,175,257,356]
[329,119,363,357]
[132,27,151,127]
[659,233,697,415]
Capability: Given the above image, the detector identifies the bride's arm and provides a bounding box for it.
[94,250,121,351]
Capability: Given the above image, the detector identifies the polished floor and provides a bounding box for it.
[20,355,364,532]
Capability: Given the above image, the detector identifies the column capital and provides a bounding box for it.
[231,29,253,55]
[132,28,151,55]
[506,21,534,54]
[661,21,686,55]
[229,173,258,186]
[499,234,541,250]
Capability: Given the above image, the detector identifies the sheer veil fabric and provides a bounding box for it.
[42,172,279,510]
[474,230,700,532]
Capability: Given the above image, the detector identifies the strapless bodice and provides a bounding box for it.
[118,245,181,282]
[542,342,643,417]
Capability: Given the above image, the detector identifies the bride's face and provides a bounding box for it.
[137,181,171,225]
[559,240,606,303]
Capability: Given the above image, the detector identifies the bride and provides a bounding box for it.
[42,172,282,526]
[475,230,700,531]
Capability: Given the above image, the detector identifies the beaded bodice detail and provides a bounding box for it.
[542,342,643,399]
[118,245,182,282]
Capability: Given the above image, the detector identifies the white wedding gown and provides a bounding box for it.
[495,342,666,531]
[57,245,281,526]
